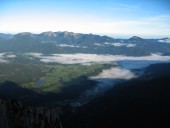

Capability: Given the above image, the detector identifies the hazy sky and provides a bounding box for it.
[0,0,170,38]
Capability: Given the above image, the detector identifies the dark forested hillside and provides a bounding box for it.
[61,63,170,128]
[0,99,62,128]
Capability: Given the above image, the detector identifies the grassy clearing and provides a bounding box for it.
[0,62,116,93]
[38,63,115,93]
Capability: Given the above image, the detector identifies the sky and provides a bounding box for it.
[0,0,170,38]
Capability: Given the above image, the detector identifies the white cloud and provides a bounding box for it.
[27,53,170,64]
[98,42,136,47]
[90,67,137,80]
[5,54,16,58]
[104,42,110,45]
[110,43,126,47]
[0,12,169,38]
[158,38,170,43]
[0,58,8,63]
[0,53,6,57]
[0,59,8,63]
[57,44,80,48]
[82,46,88,48]
[0,53,13,63]
[90,15,170,37]
[127,43,136,47]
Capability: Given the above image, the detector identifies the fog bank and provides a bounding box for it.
[90,67,137,80]
[27,53,170,64]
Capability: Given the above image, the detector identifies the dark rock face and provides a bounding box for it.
[0,99,62,128]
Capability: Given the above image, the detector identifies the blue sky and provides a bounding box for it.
[0,0,170,38]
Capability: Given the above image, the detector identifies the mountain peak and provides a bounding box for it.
[129,36,143,40]
[14,32,35,38]
[17,32,34,36]
[41,31,56,37]
[61,31,80,38]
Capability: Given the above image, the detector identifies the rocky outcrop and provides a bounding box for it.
[0,99,62,128]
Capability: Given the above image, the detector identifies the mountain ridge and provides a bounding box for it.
[1,31,169,40]
[0,31,170,56]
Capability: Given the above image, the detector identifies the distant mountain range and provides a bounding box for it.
[0,31,170,56]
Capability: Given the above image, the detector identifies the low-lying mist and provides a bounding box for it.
[27,53,170,65]
[1,52,170,106]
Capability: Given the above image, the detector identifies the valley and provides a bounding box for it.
[1,0,170,127]
[0,50,170,107]
[0,53,116,94]
[0,32,170,127]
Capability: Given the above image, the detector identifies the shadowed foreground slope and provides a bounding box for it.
[0,99,62,128]
[62,63,170,128]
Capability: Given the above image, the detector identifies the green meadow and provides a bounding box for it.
[0,62,115,93]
